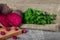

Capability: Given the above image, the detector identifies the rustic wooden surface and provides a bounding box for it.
[21,24,59,32]
[0,27,22,40]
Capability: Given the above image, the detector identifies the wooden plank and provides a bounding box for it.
[0,27,22,40]
[21,24,59,32]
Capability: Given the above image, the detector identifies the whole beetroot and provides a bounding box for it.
[1,4,12,15]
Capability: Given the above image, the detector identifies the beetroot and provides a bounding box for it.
[12,35,17,40]
[6,27,11,31]
[22,29,28,33]
[0,31,6,35]
[12,10,23,17]
[7,13,22,27]
[0,4,22,32]
[0,15,11,31]
[14,27,18,31]
[0,4,12,15]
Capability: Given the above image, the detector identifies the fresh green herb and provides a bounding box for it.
[23,8,56,25]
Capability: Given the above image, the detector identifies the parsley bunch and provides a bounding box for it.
[23,8,56,25]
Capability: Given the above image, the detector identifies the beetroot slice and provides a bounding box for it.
[14,27,18,31]
[12,35,17,40]
[6,27,11,31]
[0,31,6,35]
[0,15,11,28]
[7,13,22,27]
[22,29,28,33]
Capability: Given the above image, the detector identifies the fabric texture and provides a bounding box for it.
[7,29,60,40]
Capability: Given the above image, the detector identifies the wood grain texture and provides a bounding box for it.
[0,27,22,40]
[21,24,59,32]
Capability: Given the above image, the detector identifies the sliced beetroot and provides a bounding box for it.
[14,27,18,31]
[12,35,17,40]
[7,13,22,27]
[22,29,28,33]
[0,31,6,35]
[6,27,11,31]
[0,15,11,28]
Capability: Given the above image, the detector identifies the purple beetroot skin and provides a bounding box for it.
[0,15,11,31]
[7,13,22,30]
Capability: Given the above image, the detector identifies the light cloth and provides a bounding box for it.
[7,29,60,40]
